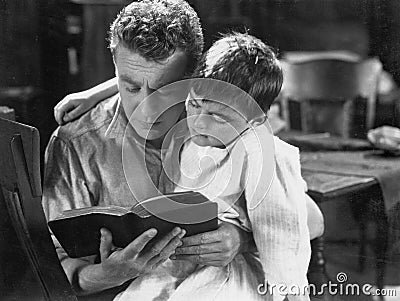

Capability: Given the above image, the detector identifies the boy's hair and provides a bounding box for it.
[192,33,283,112]
[108,0,204,75]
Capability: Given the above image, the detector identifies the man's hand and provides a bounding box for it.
[171,222,255,267]
[77,227,185,293]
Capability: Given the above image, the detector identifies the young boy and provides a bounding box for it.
[56,33,312,301]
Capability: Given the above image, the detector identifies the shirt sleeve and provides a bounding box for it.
[243,134,311,301]
[42,133,96,283]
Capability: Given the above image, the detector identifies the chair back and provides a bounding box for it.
[280,58,382,138]
[0,117,76,300]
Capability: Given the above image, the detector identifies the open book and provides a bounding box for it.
[48,191,218,258]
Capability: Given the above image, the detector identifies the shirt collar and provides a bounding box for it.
[105,95,129,139]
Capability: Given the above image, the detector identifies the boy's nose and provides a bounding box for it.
[193,113,208,130]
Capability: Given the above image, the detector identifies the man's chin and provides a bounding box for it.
[129,121,164,140]
[136,128,166,141]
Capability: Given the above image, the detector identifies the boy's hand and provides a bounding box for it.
[171,222,254,267]
[54,91,98,125]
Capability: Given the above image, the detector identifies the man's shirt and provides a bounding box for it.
[42,94,179,283]
[42,94,173,221]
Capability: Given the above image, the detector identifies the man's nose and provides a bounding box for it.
[140,86,161,121]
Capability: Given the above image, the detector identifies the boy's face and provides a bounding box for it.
[186,89,249,148]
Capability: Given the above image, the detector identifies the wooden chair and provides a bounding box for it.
[0,117,77,300]
[279,58,382,138]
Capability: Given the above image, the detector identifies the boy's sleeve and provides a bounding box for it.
[244,134,311,301]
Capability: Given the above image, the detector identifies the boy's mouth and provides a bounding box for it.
[190,127,209,138]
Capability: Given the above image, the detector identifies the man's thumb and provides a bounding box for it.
[100,228,113,261]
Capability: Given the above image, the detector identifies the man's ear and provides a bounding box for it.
[248,114,268,127]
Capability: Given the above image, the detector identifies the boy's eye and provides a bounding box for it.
[188,99,200,108]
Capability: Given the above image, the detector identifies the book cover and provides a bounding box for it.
[48,191,218,258]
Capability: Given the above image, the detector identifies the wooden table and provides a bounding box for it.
[302,165,387,291]
[279,132,393,293]
[303,169,377,199]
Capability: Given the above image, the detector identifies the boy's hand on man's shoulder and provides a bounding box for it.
[54,91,98,125]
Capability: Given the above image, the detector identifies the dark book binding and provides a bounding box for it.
[48,191,218,258]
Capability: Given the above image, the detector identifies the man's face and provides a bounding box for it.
[186,89,249,148]
[114,46,188,141]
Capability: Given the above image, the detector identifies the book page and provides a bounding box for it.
[56,206,130,219]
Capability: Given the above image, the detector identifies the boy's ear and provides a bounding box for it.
[248,114,268,127]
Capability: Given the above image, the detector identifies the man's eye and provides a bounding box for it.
[126,87,140,93]
[212,114,226,123]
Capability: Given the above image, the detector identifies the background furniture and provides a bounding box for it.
[0,106,15,121]
[0,118,77,300]
[302,150,391,294]
[0,87,56,166]
[70,0,127,89]
[279,58,382,139]
[279,132,395,297]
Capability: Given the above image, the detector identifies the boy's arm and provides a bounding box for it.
[239,195,322,252]
[237,194,324,252]
[306,194,324,239]
[244,133,311,299]
[54,77,118,125]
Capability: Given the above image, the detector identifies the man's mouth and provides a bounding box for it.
[137,120,162,128]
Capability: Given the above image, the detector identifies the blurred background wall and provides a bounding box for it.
[1,0,400,149]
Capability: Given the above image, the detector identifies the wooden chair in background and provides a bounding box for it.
[278,57,388,293]
[279,58,382,139]
[0,117,77,300]
[0,117,142,301]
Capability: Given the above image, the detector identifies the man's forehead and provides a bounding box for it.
[115,46,188,88]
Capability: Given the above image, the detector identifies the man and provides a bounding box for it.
[42,0,252,297]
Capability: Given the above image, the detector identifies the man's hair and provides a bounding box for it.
[192,33,283,112]
[109,0,204,75]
